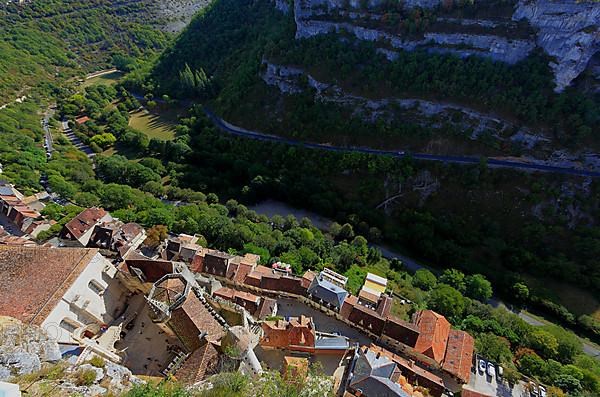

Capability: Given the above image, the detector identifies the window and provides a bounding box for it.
[60,318,80,333]
[88,279,104,295]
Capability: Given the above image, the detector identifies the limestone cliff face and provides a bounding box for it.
[286,0,600,91]
[513,0,600,91]
[261,60,549,149]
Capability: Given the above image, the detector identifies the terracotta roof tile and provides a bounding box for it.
[256,297,277,319]
[367,344,445,391]
[414,310,451,363]
[175,341,221,385]
[462,388,493,397]
[63,208,108,240]
[0,246,99,325]
[232,262,253,284]
[442,329,474,383]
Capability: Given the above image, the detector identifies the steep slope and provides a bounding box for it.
[0,0,212,100]
[152,0,598,164]
[290,0,600,92]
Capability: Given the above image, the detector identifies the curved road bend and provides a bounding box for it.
[204,108,600,178]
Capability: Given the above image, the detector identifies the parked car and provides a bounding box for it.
[487,362,496,377]
[539,385,546,397]
[479,359,486,373]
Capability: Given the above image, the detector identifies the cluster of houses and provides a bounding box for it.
[0,181,54,240]
[0,206,475,397]
[193,247,474,395]
[59,207,146,258]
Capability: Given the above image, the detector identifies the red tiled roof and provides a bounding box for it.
[75,116,91,124]
[301,271,316,288]
[256,297,277,319]
[369,344,444,396]
[261,315,315,350]
[123,258,173,283]
[358,288,380,304]
[170,295,225,351]
[63,208,108,240]
[118,223,144,240]
[12,205,40,218]
[226,262,238,280]
[235,290,260,304]
[414,310,451,363]
[233,262,254,284]
[254,265,273,275]
[213,287,235,300]
[442,329,474,383]
[376,295,393,317]
[0,246,99,325]
[175,340,221,385]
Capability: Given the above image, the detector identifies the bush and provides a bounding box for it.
[88,356,106,368]
[412,269,437,290]
[75,368,97,386]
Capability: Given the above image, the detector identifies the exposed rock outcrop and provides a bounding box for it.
[275,0,291,14]
[0,317,61,380]
[284,0,600,91]
[293,0,535,63]
[261,61,548,147]
[513,0,600,91]
[0,316,142,396]
[424,32,534,64]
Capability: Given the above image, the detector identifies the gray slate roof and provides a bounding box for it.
[349,349,409,397]
[308,275,348,309]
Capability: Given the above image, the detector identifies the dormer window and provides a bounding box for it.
[88,279,104,295]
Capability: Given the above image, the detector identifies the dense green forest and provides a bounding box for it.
[0,99,46,194]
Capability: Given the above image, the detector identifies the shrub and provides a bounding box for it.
[88,356,106,368]
[75,368,97,386]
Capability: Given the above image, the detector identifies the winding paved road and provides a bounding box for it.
[204,108,600,178]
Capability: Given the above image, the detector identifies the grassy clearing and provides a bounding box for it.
[81,71,124,88]
[128,109,176,141]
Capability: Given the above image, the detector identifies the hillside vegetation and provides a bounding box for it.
[151,0,599,151]
[0,0,171,100]
[139,0,600,342]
